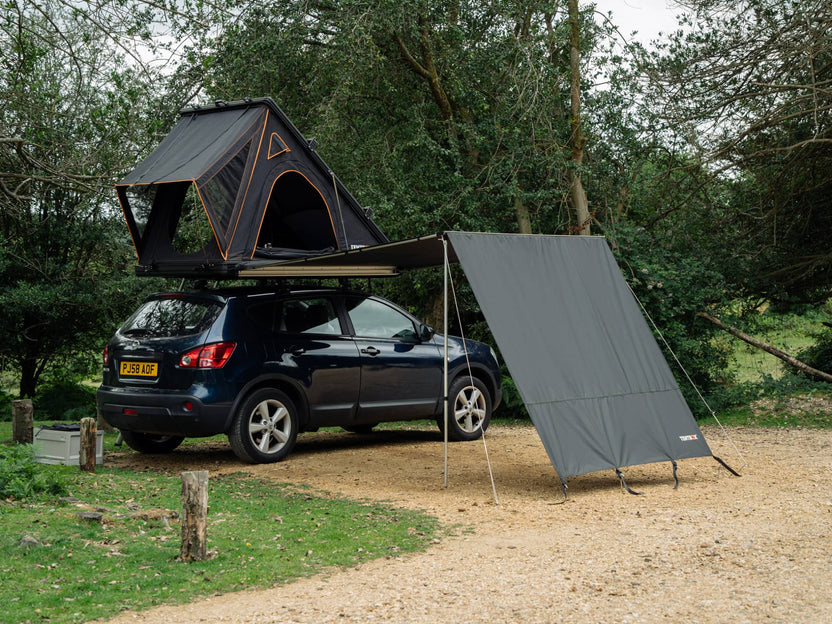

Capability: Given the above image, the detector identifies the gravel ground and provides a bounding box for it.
[102,423,832,624]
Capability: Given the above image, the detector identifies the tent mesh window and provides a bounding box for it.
[171,184,215,255]
[124,185,156,242]
[258,171,337,252]
[201,140,252,239]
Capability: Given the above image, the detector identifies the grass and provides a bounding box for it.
[0,462,441,624]
[720,308,825,383]
[715,394,832,429]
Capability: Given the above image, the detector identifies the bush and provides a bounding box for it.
[0,445,70,499]
[0,390,13,422]
[607,224,731,417]
[34,382,96,421]
[794,328,832,376]
[498,372,529,420]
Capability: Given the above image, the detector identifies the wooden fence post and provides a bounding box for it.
[12,399,33,444]
[180,471,209,562]
[79,417,97,473]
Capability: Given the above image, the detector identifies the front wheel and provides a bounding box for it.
[229,388,299,463]
[438,376,492,441]
[119,430,184,454]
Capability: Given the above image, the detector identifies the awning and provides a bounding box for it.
[249,232,712,483]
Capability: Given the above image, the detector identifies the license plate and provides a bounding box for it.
[119,361,158,377]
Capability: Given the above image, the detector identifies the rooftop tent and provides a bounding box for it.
[116,98,388,277]
[246,232,720,488]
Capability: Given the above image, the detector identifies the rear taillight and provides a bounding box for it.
[103,345,109,366]
[179,342,236,369]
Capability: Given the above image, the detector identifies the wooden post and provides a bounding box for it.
[12,399,33,444]
[180,470,209,562]
[79,417,97,473]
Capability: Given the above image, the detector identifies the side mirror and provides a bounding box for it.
[419,324,435,342]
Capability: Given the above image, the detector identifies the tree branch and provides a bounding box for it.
[697,311,832,383]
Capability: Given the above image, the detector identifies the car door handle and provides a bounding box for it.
[289,346,305,356]
[361,346,381,356]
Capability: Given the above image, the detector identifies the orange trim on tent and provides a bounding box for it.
[267,132,291,159]
[226,109,270,252]
[249,169,339,260]
[195,108,267,258]
[198,138,254,259]
[192,184,226,260]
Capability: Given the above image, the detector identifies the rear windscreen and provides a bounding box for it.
[119,297,223,338]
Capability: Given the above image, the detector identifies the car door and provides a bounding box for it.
[249,295,361,427]
[344,295,443,421]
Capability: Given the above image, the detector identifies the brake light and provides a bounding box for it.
[179,342,236,369]
[103,345,109,365]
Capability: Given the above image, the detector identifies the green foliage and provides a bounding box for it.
[33,382,96,421]
[712,372,832,429]
[201,1,614,241]
[0,390,13,421]
[0,2,187,397]
[0,469,441,623]
[627,0,832,304]
[498,371,528,420]
[608,223,730,415]
[0,445,70,499]
[792,325,832,376]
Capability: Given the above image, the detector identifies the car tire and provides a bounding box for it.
[229,388,299,463]
[439,376,492,441]
[119,430,184,454]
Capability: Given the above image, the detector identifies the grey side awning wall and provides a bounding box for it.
[446,232,712,481]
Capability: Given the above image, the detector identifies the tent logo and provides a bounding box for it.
[679,434,699,442]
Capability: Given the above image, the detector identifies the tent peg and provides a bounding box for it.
[615,469,642,496]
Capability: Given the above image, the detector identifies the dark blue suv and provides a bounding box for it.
[97,286,501,463]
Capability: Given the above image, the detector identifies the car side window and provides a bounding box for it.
[346,298,418,340]
[248,298,341,335]
[247,300,282,333]
[280,298,341,335]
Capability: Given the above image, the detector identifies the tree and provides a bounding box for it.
[629,0,832,303]
[0,1,173,396]
[565,0,590,234]
[202,1,613,242]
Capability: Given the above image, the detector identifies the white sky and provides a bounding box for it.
[591,0,687,46]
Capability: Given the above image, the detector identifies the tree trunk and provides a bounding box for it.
[514,196,532,234]
[567,0,590,235]
[697,312,832,383]
[19,357,38,398]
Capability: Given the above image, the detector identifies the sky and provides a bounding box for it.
[591,0,687,46]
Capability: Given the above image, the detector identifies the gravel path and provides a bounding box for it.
[102,424,832,623]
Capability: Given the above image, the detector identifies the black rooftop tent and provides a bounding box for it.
[117,98,387,277]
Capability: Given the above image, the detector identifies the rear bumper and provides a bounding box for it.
[96,386,231,437]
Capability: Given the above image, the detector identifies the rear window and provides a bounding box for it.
[119,297,223,338]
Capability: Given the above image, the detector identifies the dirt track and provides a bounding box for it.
[102,423,832,623]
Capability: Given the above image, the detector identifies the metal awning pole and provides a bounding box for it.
[443,236,449,489]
